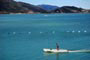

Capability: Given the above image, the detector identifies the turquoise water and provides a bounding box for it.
[0,14,90,60]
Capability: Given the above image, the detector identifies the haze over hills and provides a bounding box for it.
[0,0,90,14]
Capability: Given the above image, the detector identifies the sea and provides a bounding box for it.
[0,13,90,60]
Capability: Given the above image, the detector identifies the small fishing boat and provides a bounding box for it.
[43,48,69,53]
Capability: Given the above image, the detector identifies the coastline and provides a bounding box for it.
[0,12,90,14]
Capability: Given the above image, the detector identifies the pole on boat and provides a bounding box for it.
[56,43,59,50]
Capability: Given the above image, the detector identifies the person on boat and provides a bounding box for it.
[56,43,59,50]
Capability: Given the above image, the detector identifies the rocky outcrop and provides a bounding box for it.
[51,6,84,13]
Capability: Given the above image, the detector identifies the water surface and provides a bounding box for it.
[0,13,90,60]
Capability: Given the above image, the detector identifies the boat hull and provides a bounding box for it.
[43,48,69,53]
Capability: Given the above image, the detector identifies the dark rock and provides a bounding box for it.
[52,6,84,13]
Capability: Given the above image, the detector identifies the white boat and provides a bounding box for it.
[43,48,69,53]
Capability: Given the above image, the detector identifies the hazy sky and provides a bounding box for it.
[15,0,90,9]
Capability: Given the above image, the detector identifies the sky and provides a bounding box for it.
[15,0,90,9]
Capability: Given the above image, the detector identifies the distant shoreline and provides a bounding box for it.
[0,12,90,15]
[0,0,90,14]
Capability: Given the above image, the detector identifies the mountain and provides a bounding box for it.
[0,0,90,14]
[52,6,90,13]
[0,0,48,14]
[18,2,48,13]
[38,4,58,11]
[0,0,13,2]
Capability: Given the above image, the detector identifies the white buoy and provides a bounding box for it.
[84,30,87,33]
[13,32,16,34]
[52,31,55,34]
[72,31,75,33]
[66,31,70,32]
[28,32,31,34]
[44,15,48,16]
[78,31,81,33]
[40,32,43,34]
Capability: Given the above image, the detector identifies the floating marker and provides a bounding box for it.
[28,32,31,34]
[66,31,70,32]
[84,30,87,32]
[72,31,75,33]
[52,31,55,34]
[44,15,48,16]
[78,31,81,33]
[40,32,43,34]
[13,32,16,34]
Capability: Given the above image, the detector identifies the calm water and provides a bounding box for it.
[0,13,90,60]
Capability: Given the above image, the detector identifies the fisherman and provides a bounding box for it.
[56,43,59,50]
